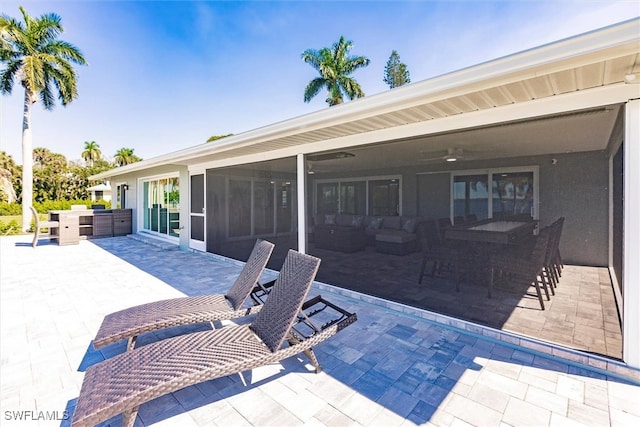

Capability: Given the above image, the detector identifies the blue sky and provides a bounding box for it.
[1,0,638,164]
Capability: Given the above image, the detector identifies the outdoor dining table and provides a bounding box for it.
[444,218,538,293]
[445,219,537,245]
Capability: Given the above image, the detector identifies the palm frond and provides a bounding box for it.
[40,79,55,110]
[301,49,322,72]
[338,77,365,100]
[44,40,87,65]
[303,78,325,103]
[0,60,20,94]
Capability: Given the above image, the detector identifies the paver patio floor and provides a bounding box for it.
[308,245,622,359]
[1,235,638,426]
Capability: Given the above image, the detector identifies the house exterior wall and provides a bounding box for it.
[100,165,189,246]
[538,151,609,266]
[315,150,608,266]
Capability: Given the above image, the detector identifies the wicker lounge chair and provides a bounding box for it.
[93,239,275,351]
[72,250,357,427]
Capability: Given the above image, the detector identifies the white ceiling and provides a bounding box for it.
[305,104,622,173]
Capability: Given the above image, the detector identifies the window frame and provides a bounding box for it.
[138,172,181,241]
[450,166,539,220]
[314,174,402,216]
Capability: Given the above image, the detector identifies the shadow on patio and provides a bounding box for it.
[309,244,622,360]
[34,236,631,426]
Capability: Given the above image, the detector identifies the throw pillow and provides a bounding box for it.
[325,214,336,225]
[351,215,364,227]
[402,218,416,233]
[367,217,383,230]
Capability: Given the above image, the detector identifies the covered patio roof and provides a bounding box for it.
[92,18,640,180]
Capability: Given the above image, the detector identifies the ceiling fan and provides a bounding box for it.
[419,147,466,163]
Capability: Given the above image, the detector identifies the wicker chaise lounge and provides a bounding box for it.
[72,250,357,427]
[93,239,275,351]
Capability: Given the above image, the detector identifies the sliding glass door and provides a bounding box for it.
[142,175,180,239]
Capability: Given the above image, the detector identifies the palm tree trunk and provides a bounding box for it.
[21,90,34,232]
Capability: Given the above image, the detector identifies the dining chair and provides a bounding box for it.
[489,226,552,310]
[30,206,59,247]
[417,220,460,291]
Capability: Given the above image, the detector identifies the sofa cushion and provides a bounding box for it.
[335,214,352,227]
[382,216,402,230]
[325,214,336,225]
[351,215,364,227]
[375,229,417,244]
[402,217,417,233]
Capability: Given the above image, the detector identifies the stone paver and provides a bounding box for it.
[1,235,639,427]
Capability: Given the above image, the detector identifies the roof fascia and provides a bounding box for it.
[185,83,637,172]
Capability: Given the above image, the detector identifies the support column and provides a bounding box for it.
[624,98,640,368]
[297,154,307,254]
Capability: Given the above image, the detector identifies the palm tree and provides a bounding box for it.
[114,148,141,166]
[301,36,370,106]
[1,6,87,231]
[81,141,101,167]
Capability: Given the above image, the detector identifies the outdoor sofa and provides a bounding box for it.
[313,213,423,255]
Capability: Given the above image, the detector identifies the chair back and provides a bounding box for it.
[29,206,40,229]
[417,219,443,252]
[225,239,275,309]
[530,226,552,269]
[71,204,87,211]
[436,218,452,240]
[552,217,564,250]
[250,250,320,352]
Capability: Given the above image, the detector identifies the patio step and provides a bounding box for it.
[126,234,178,251]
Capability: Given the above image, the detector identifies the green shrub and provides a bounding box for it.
[0,219,20,235]
[0,200,112,216]
[0,202,22,216]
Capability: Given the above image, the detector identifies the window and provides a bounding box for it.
[340,181,367,215]
[453,175,489,220]
[316,182,339,215]
[115,184,126,209]
[227,178,295,238]
[276,181,294,233]
[315,176,401,216]
[452,168,537,220]
[492,172,534,218]
[369,179,399,216]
